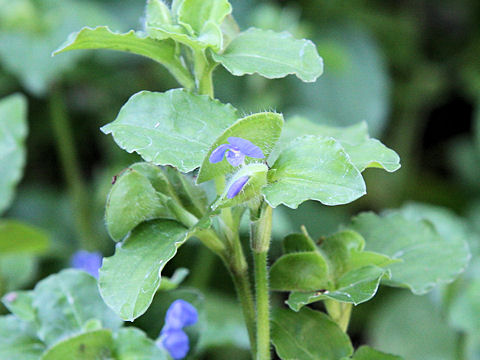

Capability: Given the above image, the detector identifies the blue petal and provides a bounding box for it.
[228,137,264,158]
[160,329,190,359]
[226,150,245,167]
[227,176,250,199]
[163,299,199,330]
[70,250,103,278]
[209,143,230,163]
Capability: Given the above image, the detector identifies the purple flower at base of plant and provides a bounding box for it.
[209,137,264,167]
[159,329,190,360]
[70,250,102,278]
[163,299,199,330]
[227,175,250,199]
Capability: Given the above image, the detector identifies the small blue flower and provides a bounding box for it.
[160,329,190,360]
[71,250,102,278]
[209,137,264,167]
[227,175,250,199]
[158,299,198,359]
[163,299,198,330]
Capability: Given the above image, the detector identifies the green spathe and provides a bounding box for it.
[101,89,237,173]
[197,112,283,183]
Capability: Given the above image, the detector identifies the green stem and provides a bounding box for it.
[49,87,99,251]
[251,204,273,360]
[193,49,215,98]
[325,300,352,332]
[253,251,270,360]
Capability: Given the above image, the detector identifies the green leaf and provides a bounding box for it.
[212,28,323,82]
[368,291,457,360]
[0,254,37,292]
[99,220,189,321]
[41,330,113,360]
[0,93,27,214]
[197,112,283,183]
[287,265,387,310]
[0,220,49,254]
[178,0,232,35]
[270,252,329,291]
[282,233,317,254]
[351,346,403,360]
[101,89,237,173]
[53,26,194,89]
[113,328,167,360]
[105,168,172,241]
[449,279,480,334]
[263,136,366,208]
[350,212,470,294]
[212,163,268,209]
[33,269,122,346]
[271,308,353,360]
[276,117,400,172]
[0,315,45,360]
[2,290,35,322]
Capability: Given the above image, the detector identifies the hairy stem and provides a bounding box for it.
[49,87,99,251]
[325,300,352,332]
[251,204,273,360]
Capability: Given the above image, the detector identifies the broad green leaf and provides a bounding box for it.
[2,290,35,322]
[271,308,353,360]
[270,252,329,291]
[178,0,231,35]
[158,267,189,291]
[350,212,470,294]
[114,328,167,360]
[212,28,323,82]
[275,117,400,172]
[197,112,283,183]
[351,346,403,360]
[128,163,172,196]
[282,233,317,253]
[368,291,457,360]
[212,163,268,209]
[287,265,387,310]
[449,279,480,334]
[99,220,189,321]
[53,26,194,89]
[0,94,27,214]
[0,220,49,254]
[33,269,122,346]
[41,330,113,360]
[0,254,37,292]
[263,136,366,208]
[0,315,45,360]
[101,89,237,173]
[105,168,172,241]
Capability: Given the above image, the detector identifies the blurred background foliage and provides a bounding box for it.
[0,0,479,359]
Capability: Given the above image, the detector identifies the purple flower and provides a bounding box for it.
[70,250,102,278]
[209,137,264,167]
[160,329,190,360]
[163,299,198,330]
[158,299,198,359]
[227,176,250,199]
